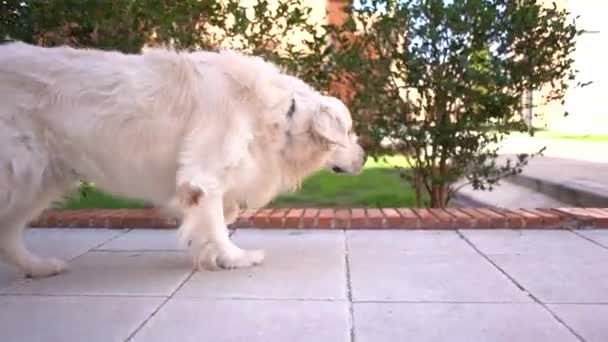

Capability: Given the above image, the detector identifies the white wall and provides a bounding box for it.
[554,0,608,134]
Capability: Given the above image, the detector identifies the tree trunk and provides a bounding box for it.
[429,183,449,208]
[412,166,451,208]
[413,169,424,207]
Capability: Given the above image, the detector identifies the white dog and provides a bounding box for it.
[0,42,365,277]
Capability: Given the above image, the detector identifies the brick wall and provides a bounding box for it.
[29,208,608,229]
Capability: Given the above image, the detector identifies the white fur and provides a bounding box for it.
[0,42,365,277]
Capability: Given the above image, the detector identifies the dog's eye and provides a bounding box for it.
[286,98,296,119]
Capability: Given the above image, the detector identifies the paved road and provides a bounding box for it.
[1,228,608,341]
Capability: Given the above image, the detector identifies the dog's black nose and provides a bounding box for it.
[332,166,346,173]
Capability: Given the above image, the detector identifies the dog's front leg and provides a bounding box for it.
[176,185,264,271]
[223,200,240,226]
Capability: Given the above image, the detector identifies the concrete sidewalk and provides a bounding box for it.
[508,155,608,207]
[455,154,608,208]
[501,137,608,201]
[455,137,608,208]
[1,228,608,342]
[500,136,608,163]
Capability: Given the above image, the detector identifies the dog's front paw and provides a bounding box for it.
[190,241,264,271]
[24,257,66,278]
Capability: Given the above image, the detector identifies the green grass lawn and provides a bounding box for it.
[57,155,418,209]
[56,189,148,210]
[540,133,608,143]
[510,131,608,143]
[271,155,418,207]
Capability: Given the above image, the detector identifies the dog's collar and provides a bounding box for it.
[286,98,296,119]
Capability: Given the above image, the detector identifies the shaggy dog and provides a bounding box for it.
[0,42,365,277]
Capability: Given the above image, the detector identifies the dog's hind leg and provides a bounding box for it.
[0,125,76,277]
[0,216,66,277]
[0,179,73,278]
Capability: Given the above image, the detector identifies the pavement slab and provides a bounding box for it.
[3,251,192,296]
[548,304,608,342]
[175,229,347,300]
[347,230,530,302]
[0,228,125,290]
[0,228,606,341]
[461,229,608,303]
[353,302,579,342]
[575,229,608,249]
[96,228,182,251]
[132,298,350,342]
[0,295,163,342]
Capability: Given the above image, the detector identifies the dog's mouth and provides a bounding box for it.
[331,166,347,174]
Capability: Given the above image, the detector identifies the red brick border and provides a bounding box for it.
[27,207,608,229]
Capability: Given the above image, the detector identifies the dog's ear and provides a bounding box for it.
[311,97,350,146]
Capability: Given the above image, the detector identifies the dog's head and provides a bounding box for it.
[276,77,366,177]
[200,49,366,180]
[310,95,366,174]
